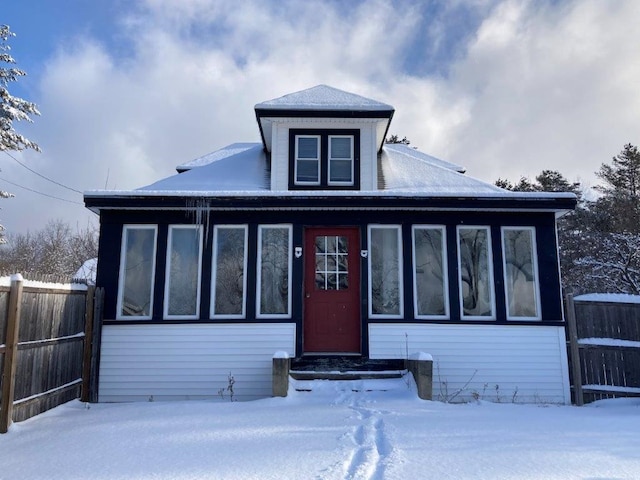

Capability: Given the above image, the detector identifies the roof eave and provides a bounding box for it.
[85,193,577,213]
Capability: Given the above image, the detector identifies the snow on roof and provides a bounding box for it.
[383,143,465,173]
[138,143,269,192]
[380,145,504,194]
[176,143,261,172]
[74,258,97,284]
[255,85,394,112]
[88,142,575,204]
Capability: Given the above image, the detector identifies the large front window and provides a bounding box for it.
[502,227,541,320]
[257,225,292,318]
[117,225,157,319]
[412,226,448,318]
[211,225,248,318]
[164,225,203,319]
[368,225,403,317]
[457,226,495,319]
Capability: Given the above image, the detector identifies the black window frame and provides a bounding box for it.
[288,129,361,190]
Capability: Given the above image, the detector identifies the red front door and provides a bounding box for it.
[303,227,361,353]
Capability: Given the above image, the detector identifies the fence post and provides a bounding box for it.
[565,293,584,406]
[81,286,96,403]
[0,275,24,433]
[89,287,104,403]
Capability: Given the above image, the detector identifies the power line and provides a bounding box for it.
[0,175,84,205]
[2,150,83,194]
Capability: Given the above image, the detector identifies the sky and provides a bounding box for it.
[2,0,640,236]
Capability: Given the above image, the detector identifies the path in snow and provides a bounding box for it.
[312,380,400,480]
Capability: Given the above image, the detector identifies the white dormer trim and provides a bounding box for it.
[269,118,379,191]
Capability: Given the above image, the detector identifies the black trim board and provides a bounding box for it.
[86,194,577,213]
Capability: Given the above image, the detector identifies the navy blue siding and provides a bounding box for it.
[96,209,564,340]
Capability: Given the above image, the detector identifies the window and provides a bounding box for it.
[457,226,495,319]
[328,136,354,185]
[257,225,292,318]
[289,129,360,189]
[412,226,448,318]
[502,227,541,320]
[116,225,157,320]
[295,135,320,185]
[164,225,203,319]
[368,225,403,317]
[211,225,248,318]
[315,235,349,290]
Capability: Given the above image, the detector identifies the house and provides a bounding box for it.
[84,85,576,403]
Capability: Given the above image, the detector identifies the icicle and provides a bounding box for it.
[185,197,211,245]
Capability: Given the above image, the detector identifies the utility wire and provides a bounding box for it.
[0,175,84,205]
[2,150,83,194]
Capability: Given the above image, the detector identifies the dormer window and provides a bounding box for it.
[289,129,360,190]
[328,136,354,185]
[295,135,321,185]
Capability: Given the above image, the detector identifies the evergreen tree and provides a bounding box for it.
[594,143,640,233]
[0,25,40,243]
[0,25,40,152]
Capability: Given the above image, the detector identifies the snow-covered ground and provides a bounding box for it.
[2,377,640,480]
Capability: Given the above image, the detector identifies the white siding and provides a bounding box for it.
[99,323,296,402]
[269,118,379,191]
[369,323,570,404]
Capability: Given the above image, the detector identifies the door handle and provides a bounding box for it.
[305,293,311,298]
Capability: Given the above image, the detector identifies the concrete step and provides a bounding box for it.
[291,375,410,393]
[290,370,405,381]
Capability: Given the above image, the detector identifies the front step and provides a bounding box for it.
[289,356,405,381]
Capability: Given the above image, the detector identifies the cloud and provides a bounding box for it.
[441,0,640,185]
[2,0,640,236]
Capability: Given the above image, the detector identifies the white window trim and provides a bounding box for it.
[211,225,248,319]
[328,135,354,186]
[367,224,404,319]
[456,225,496,321]
[501,226,542,321]
[411,225,449,320]
[116,224,158,321]
[294,135,321,186]
[256,224,293,319]
[163,225,204,320]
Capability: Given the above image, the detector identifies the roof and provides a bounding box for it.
[85,142,576,213]
[142,143,269,192]
[254,85,394,154]
[255,85,394,112]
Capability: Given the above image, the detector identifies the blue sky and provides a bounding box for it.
[1,0,640,235]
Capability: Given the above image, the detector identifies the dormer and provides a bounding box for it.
[254,85,394,191]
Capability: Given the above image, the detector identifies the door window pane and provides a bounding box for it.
[502,228,541,319]
[165,226,203,318]
[369,226,403,317]
[315,235,349,290]
[412,226,448,317]
[117,226,157,319]
[258,225,292,317]
[212,226,247,318]
[457,227,495,318]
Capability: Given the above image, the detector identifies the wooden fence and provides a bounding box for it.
[0,275,103,432]
[566,293,640,405]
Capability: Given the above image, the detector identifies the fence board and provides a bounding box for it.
[0,276,100,431]
[569,297,640,405]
